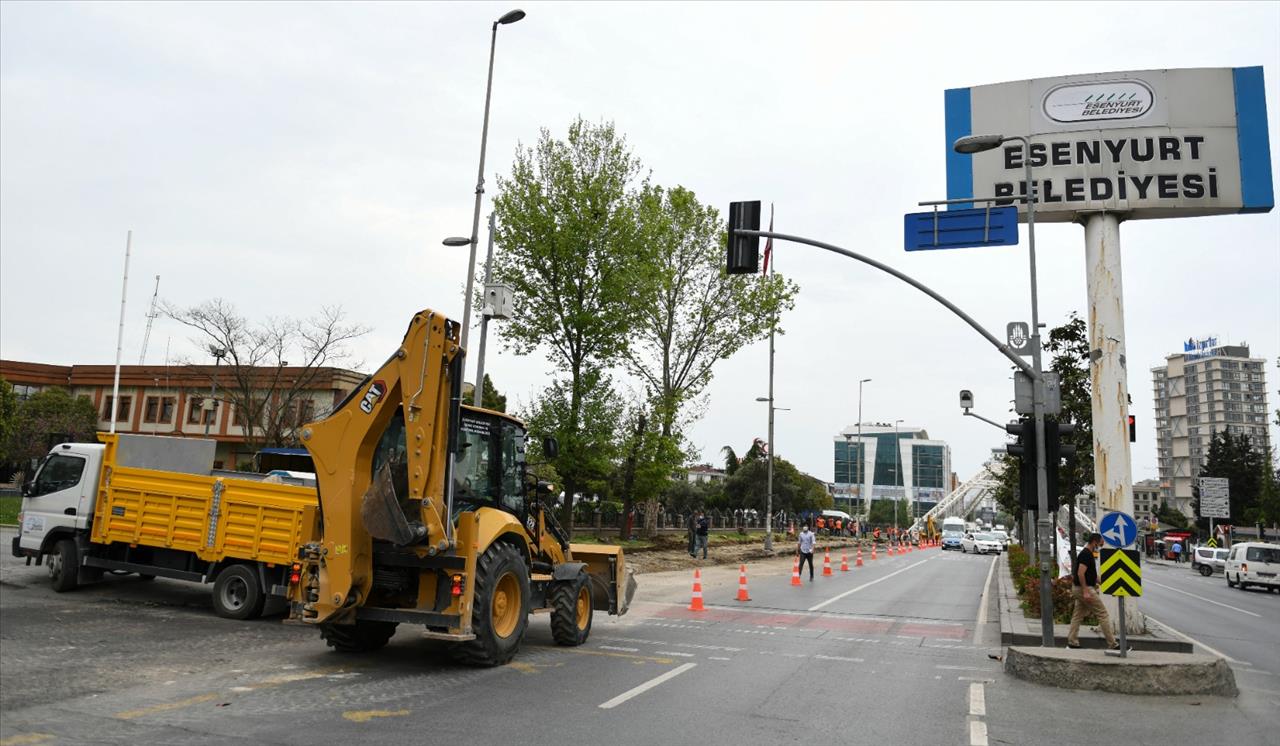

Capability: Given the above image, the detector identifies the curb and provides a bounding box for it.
[1004,646,1238,697]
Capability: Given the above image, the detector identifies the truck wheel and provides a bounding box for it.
[550,572,593,647]
[453,542,529,666]
[320,620,398,652]
[49,538,80,593]
[212,565,266,620]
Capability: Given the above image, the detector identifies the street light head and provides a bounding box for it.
[755,397,770,402]
[497,8,526,24]
[953,134,1006,154]
[443,236,472,247]
[860,378,872,384]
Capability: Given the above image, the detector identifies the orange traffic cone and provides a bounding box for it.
[856,547,864,567]
[790,556,803,586]
[688,568,705,611]
[871,545,878,560]
[840,550,850,572]
[822,548,834,576]
[736,564,752,601]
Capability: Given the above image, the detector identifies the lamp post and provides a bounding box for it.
[893,418,904,535]
[473,213,496,406]
[448,8,526,364]
[756,397,790,551]
[857,378,871,518]
[204,346,227,438]
[953,132,1053,647]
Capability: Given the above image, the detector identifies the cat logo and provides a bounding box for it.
[359,380,387,414]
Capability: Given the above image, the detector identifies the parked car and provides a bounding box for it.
[1225,542,1280,592]
[1190,546,1229,576]
[961,532,1002,555]
[941,531,964,551]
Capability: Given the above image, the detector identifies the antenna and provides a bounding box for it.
[139,275,160,365]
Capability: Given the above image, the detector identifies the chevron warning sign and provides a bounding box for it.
[1099,548,1142,597]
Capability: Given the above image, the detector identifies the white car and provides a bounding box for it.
[961,532,1002,554]
[990,530,1010,550]
[1225,542,1280,592]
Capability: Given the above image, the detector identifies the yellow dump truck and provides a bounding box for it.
[288,308,635,665]
[12,432,318,619]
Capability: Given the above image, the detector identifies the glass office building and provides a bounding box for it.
[833,425,951,517]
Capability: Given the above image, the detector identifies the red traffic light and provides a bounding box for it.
[1127,414,1136,443]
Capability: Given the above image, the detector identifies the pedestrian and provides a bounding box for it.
[1067,532,1118,650]
[1172,541,1183,563]
[695,512,710,560]
[797,524,816,581]
[686,511,697,557]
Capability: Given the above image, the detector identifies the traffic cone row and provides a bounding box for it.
[855,547,864,567]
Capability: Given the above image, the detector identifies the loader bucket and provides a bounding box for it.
[569,543,635,616]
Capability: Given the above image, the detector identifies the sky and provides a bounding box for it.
[2,1,1278,487]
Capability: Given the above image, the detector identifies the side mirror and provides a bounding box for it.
[21,480,33,497]
[536,480,556,498]
[542,436,559,460]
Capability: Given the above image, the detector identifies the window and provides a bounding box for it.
[143,396,175,424]
[1245,546,1280,563]
[187,396,217,425]
[32,454,86,496]
[101,395,132,422]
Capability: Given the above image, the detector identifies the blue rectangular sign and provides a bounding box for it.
[904,206,1019,251]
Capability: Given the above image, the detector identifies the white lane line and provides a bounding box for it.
[937,665,989,671]
[969,682,986,716]
[599,646,639,653]
[1146,580,1262,618]
[815,654,864,663]
[808,559,932,611]
[708,656,732,661]
[974,555,997,645]
[970,720,989,746]
[598,663,697,709]
[959,677,995,683]
[1144,615,1238,663]
[655,651,696,658]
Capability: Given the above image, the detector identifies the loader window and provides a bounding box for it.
[499,422,525,516]
[454,416,499,507]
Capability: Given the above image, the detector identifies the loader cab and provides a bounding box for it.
[452,407,527,519]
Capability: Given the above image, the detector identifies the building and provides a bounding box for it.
[0,359,366,470]
[1151,339,1271,517]
[1132,478,1162,524]
[832,423,951,518]
[685,464,727,485]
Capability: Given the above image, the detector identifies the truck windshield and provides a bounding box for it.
[32,454,86,496]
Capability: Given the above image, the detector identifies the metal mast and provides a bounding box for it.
[139,275,160,365]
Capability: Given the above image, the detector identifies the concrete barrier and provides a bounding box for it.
[1004,646,1238,697]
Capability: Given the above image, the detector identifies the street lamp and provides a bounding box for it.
[893,418,904,536]
[204,346,227,438]
[451,8,526,368]
[857,378,871,518]
[755,396,790,551]
[954,132,1054,647]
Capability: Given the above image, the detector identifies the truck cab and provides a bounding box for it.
[14,443,104,561]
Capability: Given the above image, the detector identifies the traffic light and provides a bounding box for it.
[1005,417,1037,511]
[1128,414,1136,443]
[726,201,761,274]
[1044,418,1076,512]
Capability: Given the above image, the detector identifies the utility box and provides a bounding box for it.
[1013,371,1061,416]
[482,283,514,320]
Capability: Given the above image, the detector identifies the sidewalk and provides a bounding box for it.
[994,552,1191,652]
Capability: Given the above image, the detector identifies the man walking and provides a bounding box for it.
[695,511,710,560]
[797,524,816,581]
[1067,532,1118,650]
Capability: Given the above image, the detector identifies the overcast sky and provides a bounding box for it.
[2,1,1278,486]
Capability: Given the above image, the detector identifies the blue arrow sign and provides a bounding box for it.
[904,206,1019,251]
[1099,511,1138,549]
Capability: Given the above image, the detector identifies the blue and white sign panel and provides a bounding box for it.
[945,67,1273,222]
[1099,511,1138,549]
[904,206,1019,251]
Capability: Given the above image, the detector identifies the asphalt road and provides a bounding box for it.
[2,532,1278,745]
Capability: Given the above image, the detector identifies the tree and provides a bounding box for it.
[867,499,912,527]
[0,378,17,466]
[626,185,796,438]
[4,388,98,479]
[164,299,368,451]
[492,119,649,529]
[1197,430,1265,528]
[723,455,830,515]
[480,374,507,413]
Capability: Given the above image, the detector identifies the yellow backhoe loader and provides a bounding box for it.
[288,309,635,665]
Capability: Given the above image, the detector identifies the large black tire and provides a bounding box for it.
[1227,574,1237,588]
[49,538,79,593]
[320,620,398,652]
[212,565,266,620]
[550,572,593,647]
[452,542,529,666]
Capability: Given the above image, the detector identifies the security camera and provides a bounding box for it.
[959,390,974,410]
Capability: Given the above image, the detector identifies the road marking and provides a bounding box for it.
[958,677,995,683]
[937,665,989,671]
[0,735,55,746]
[974,555,997,644]
[563,648,674,664]
[655,651,696,658]
[970,720,988,746]
[116,693,219,720]
[1146,580,1262,618]
[598,662,697,709]
[599,645,639,653]
[1143,615,1238,663]
[814,654,864,663]
[808,559,932,611]
[969,682,986,716]
[342,709,410,723]
[709,656,732,661]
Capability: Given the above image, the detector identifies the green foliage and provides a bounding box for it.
[481,374,507,413]
[1156,500,1189,529]
[0,378,18,464]
[3,387,98,473]
[1009,545,1086,624]
[1043,313,1094,502]
[521,369,622,513]
[723,454,831,514]
[867,498,912,527]
[1197,430,1266,527]
[1258,455,1280,530]
[0,495,20,525]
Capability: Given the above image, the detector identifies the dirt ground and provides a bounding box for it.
[616,533,880,574]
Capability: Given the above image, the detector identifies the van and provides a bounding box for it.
[1190,546,1229,576]
[1224,542,1280,592]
